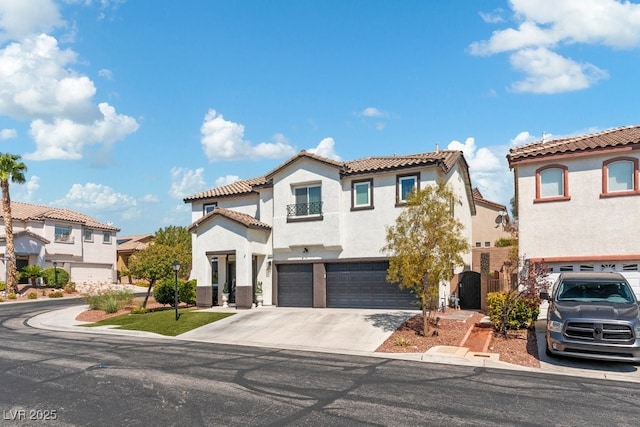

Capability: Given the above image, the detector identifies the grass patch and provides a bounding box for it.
[81,309,234,336]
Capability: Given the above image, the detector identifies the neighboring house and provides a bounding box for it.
[116,234,154,283]
[507,125,640,295]
[470,188,514,274]
[0,201,120,285]
[184,149,476,310]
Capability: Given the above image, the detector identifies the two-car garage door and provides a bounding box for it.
[278,261,416,309]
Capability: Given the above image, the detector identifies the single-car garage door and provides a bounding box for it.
[277,264,313,307]
[326,262,416,309]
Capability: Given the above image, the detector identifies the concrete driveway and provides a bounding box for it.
[178,307,419,354]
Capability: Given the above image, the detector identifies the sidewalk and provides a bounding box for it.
[26,304,640,383]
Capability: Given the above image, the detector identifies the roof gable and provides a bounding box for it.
[187,208,271,233]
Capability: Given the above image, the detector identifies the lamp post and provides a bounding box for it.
[53,261,58,288]
[172,260,180,321]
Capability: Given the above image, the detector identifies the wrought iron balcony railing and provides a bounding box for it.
[286,202,323,217]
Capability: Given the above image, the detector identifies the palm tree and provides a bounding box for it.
[0,153,27,294]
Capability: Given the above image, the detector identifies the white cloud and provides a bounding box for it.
[169,167,207,199]
[25,102,139,160]
[215,175,240,187]
[307,137,341,161]
[55,182,136,212]
[470,0,640,93]
[0,0,63,43]
[479,9,505,24]
[448,137,511,206]
[0,32,138,160]
[510,131,538,146]
[509,47,608,93]
[14,175,40,202]
[358,107,384,118]
[98,68,113,80]
[0,128,16,139]
[141,194,160,203]
[200,109,296,161]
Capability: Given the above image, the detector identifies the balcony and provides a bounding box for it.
[286,202,323,222]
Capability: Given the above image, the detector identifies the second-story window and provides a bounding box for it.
[103,231,112,244]
[397,173,419,204]
[83,229,93,242]
[602,158,639,196]
[352,179,373,210]
[55,225,72,243]
[203,202,217,215]
[289,185,322,217]
[535,165,569,202]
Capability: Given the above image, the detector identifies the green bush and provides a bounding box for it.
[41,267,69,288]
[130,307,148,314]
[487,291,540,332]
[83,289,134,312]
[0,281,6,292]
[27,292,37,299]
[494,238,517,247]
[179,280,196,305]
[153,278,195,306]
[48,291,64,298]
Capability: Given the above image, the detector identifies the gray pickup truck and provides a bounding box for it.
[541,272,640,363]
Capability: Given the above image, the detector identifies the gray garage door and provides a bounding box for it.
[277,264,313,307]
[326,262,416,309]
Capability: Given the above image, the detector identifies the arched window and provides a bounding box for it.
[535,165,569,202]
[602,158,639,196]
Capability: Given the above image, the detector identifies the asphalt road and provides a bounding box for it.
[1,299,640,426]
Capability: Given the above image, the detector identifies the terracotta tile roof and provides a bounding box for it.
[3,201,119,231]
[472,187,506,211]
[507,125,640,164]
[187,207,271,232]
[117,234,153,251]
[183,176,268,202]
[184,150,464,202]
[343,150,462,175]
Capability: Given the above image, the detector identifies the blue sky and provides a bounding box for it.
[1,0,639,235]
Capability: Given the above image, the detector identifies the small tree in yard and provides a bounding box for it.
[382,181,469,336]
[128,243,182,308]
[491,261,550,337]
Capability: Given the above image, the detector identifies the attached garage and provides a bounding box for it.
[326,262,416,309]
[277,264,313,307]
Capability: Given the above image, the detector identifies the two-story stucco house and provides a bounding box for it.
[185,149,476,310]
[0,201,120,285]
[507,125,640,295]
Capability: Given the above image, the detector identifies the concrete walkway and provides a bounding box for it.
[27,305,640,383]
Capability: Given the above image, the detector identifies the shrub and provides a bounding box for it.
[49,291,64,298]
[394,336,412,347]
[154,278,196,306]
[64,282,76,294]
[494,238,517,247]
[27,292,38,299]
[83,289,134,312]
[487,291,540,331]
[0,281,6,292]
[130,307,148,314]
[179,280,196,305]
[7,292,16,299]
[41,267,69,288]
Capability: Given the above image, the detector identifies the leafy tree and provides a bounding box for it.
[41,267,69,288]
[382,181,469,336]
[20,265,44,287]
[154,225,191,279]
[494,261,550,337]
[128,243,182,308]
[0,153,27,294]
